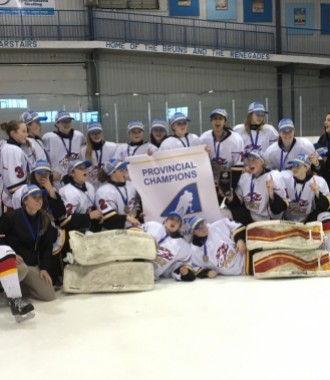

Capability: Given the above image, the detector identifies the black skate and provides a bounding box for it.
[8,298,35,323]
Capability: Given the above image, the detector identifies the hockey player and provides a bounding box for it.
[189,216,249,278]
[0,120,30,209]
[200,108,244,170]
[95,159,141,229]
[142,212,195,281]
[43,111,85,190]
[20,111,49,166]
[80,121,117,190]
[265,118,316,171]
[114,121,157,161]
[0,245,35,322]
[149,119,168,148]
[225,149,288,225]
[59,159,103,232]
[281,153,330,222]
[233,102,278,152]
[159,112,201,150]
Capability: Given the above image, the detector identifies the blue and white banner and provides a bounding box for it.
[128,145,222,227]
[0,0,55,15]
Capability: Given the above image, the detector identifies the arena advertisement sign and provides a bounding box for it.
[127,145,222,227]
[0,0,55,15]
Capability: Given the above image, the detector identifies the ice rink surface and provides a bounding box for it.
[1,276,330,380]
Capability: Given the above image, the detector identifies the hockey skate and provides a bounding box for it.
[8,298,35,323]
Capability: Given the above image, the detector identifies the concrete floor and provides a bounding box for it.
[1,276,330,380]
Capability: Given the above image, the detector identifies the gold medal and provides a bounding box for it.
[124,205,130,214]
[203,255,209,263]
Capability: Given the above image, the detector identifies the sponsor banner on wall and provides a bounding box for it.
[0,0,55,15]
[127,146,221,231]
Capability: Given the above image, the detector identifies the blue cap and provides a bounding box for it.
[288,153,311,168]
[31,159,51,174]
[244,149,266,162]
[278,118,295,132]
[188,216,205,231]
[103,159,129,176]
[166,211,183,221]
[55,111,74,123]
[314,143,328,158]
[21,184,43,201]
[20,111,48,125]
[248,102,268,114]
[169,112,190,126]
[68,159,92,174]
[87,121,103,135]
[127,120,144,133]
[151,119,168,133]
[210,108,228,120]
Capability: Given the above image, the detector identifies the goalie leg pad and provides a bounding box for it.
[247,220,323,251]
[63,261,155,293]
[253,249,330,278]
[69,230,156,266]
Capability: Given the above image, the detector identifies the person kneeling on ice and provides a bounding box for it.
[142,212,195,282]
[189,216,249,278]
[0,244,35,322]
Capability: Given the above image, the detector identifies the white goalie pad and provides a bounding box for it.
[63,261,154,293]
[253,249,330,278]
[246,220,323,251]
[68,229,156,266]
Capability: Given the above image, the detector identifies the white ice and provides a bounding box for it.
[1,276,330,380]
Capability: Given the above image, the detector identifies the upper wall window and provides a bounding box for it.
[0,99,28,109]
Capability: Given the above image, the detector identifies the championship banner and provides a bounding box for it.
[128,145,222,229]
[0,0,55,15]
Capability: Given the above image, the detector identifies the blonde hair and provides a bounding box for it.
[244,113,265,134]
[85,134,105,161]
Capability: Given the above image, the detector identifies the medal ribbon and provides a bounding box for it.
[294,179,306,202]
[94,146,103,168]
[280,149,290,171]
[21,209,41,252]
[58,135,73,158]
[126,144,141,157]
[115,185,128,209]
[157,234,168,245]
[213,137,220,162]
[249,130,259,149]
[250,175,256,202]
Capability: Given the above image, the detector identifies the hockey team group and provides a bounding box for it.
[1,101,330,322]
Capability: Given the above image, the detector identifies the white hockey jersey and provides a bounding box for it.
[0,142,30,207]
[21,136,48,167]
[80,141,117,189]
[43,130,85,187]
[236,169,286,221]
[265,138,316,171]
[191,219,246,275]
[59,182,95,215]
[200,129,244,169]
[281,171,330,222]
[233,124,278,152]
[143,221,193,281]
[159,133,201,150]
[95,181,138,228]
[114,142,157,161]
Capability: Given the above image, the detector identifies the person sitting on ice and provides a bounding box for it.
[142,212,195,282]
[189,216,249,278]
[281,153,330,222]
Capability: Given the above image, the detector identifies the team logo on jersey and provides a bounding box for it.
[245,144,262,152]
[289,199,309,214]
[155,247,174,267]
[160,183,202,217]
[59,153,80,170]
[245,192,262,210]
[216,243,235,268]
